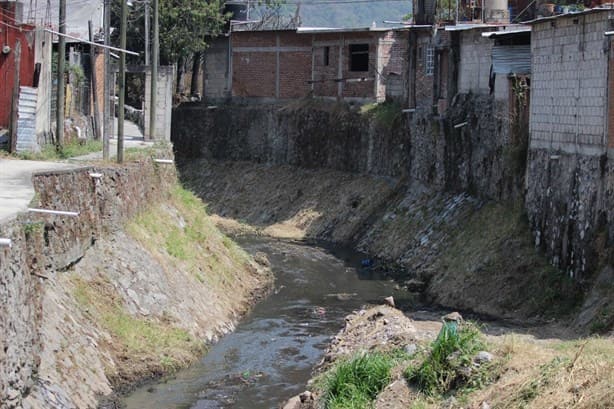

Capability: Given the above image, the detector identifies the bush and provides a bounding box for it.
[323,352,396,409]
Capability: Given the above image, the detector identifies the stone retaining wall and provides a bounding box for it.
[0,154,175,408]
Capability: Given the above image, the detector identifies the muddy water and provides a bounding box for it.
[123,237,408,409]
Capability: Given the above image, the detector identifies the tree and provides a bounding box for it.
[112,0,227,94]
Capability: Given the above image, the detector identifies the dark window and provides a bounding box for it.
[349,43,369,72]
[323,46,330,66]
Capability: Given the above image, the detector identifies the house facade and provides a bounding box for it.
[526,9,614,277]
[204,27,408,103]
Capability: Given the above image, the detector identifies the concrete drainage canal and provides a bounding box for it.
[122,236,407,409]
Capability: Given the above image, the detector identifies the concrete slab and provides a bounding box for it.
[0,159,81,223]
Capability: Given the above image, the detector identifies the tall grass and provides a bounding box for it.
[322,352,396,409]
[405,322,486,396]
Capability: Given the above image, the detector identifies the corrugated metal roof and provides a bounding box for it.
[492,44,531,75]
[481,26,531,37]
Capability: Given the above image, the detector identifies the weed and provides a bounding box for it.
[322,351,397,409]
[16,139,103,161]
[405,322,487,396]
[23,221,44,235]
[360,101,402,128]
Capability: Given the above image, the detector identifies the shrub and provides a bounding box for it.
[405,322,486,396]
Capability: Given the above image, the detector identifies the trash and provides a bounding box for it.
[361,258,374,267]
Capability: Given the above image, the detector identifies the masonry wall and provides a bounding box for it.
[530,12,610,155]
[173,93,526,201]
[458,28,494,95]
[312,32,379,100]
[377,30,407,102]
[231,31,312,99]
[0,155,176,408]
[526,10,614,279]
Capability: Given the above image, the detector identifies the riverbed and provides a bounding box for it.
[123,236,408,409]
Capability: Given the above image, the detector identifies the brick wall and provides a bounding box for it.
[530,10,611,155]
[415,34,435,109]
[231,31,311,99]
[377,30,407,102]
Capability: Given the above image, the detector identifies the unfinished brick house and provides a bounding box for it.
[203,27,408,102]
[525,8,614,277]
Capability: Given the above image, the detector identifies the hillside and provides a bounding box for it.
[251,0,412,28]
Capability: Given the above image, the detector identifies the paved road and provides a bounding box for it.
[0,119,151,222]
[0,159,80,223]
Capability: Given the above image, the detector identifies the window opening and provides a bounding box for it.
[349,43,369,72]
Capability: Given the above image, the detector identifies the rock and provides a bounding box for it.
[404,343,417,355]
[383,296,395,308]
[480,402,491,409]
[442,312,463,322]
[254,252,270,267]
[405,279,426,292]
[282,396,301,409]
[299,391,314,402]
[474,351,494,364]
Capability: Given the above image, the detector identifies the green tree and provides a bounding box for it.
[158,0,226,66]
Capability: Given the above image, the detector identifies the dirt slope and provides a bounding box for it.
[179,159,595,329]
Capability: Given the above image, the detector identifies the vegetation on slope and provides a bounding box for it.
[69,183,267,387]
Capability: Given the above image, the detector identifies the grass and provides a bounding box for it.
[322,351,399,409]
[72,276,203,373]
[126,184,252,290]
[10,139,103,160]
[405,322,490,397]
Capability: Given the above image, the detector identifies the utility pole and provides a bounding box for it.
[118,0,127,163]
[103,0,111,160]
[144,0,150,66]
[149,0,158,140]
[88,20,101,141]
[56,0,66,151]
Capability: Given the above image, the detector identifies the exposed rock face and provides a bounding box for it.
[172,95,525,202]
[526,149,614,280]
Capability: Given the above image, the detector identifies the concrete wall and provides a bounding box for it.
[0,155,176,408]
[204,37,230,101]
[144,65,175,141]
[526,10,614,279]
[34,28,52,145]
[458,28,495,95]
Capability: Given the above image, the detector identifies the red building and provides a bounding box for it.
[0,0,36,129]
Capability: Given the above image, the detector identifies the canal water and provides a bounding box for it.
[123,237,407,409]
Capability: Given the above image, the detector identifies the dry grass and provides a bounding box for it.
[458,335,614,409]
